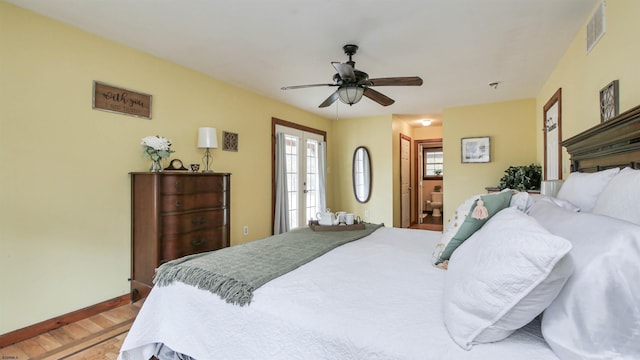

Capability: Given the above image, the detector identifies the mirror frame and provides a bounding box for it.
[352,146,372,203]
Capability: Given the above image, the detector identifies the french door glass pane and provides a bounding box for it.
[305,139,320,225]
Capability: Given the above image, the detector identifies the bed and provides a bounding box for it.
[119,105,640,360]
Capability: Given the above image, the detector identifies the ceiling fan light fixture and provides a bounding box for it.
[337,85,364,105]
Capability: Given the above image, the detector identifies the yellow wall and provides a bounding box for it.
[536,0,640,174]
[332,116,394,226]
[442,99,537,221]
[0,2,333,333]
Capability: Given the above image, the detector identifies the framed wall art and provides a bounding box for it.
[461,136,490,163]
[222,131,238,152]
[92,81,152,119]
[600,80,619,122]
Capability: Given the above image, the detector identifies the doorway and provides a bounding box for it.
[414,139,443,231]
[272,118,327,233]
[400,134,411,228]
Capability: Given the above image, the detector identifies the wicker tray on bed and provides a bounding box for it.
[308,220,366,231]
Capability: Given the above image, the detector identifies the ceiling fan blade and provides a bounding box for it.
[366,76,423,86]
[281,83,336,90]
[363,88,395,106]
[319,91,339,108]
[332,62,356,82]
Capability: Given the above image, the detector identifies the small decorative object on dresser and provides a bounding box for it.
[141,135,175,172]
[129,172,231,301]
[165,158,188,171]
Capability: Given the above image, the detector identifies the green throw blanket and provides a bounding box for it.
[154,223,384,305]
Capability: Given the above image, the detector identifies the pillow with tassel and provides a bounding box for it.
[433,190,513,268]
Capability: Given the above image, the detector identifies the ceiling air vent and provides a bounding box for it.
[586,1,606,53]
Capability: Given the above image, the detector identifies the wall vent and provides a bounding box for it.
[586,1,606,53]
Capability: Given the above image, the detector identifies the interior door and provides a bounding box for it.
[417,144,424,224]
[400,134,411,228]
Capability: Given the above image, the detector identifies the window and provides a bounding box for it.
[423,147,443,179]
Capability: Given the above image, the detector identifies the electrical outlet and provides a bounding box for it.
[364,210,370,218]
[243,226,248,236]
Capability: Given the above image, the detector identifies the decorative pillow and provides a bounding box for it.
[528,199,640,359]
[443,208,573,350]
[555,167,619,212]
[433,190,512,265]
[592,167,640,225]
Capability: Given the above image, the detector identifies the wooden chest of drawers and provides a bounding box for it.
[130,172,231,301]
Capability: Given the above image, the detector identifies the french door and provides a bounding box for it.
[275,124,326,229]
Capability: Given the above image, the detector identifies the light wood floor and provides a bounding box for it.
[0,301,143,360]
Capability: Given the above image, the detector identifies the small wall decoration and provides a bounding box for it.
[461,136,491,163]
[599,80,619,122]
[222,131,238,152]
[93,81,152,119]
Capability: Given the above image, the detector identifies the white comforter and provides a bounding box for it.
[119,227,557,360]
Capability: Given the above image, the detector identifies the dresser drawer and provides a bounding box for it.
[161,175,227,194]
[161,228,227,262]
[161,209,226,234]
[161,192,226,212]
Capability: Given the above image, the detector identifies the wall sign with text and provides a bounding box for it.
[92,81,152,119]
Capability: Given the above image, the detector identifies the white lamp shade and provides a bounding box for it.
[540,179,564,197]
[198,127,218,148]
[337,86,365,105]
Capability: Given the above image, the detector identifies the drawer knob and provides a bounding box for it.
[192,217,207,225]
[175,200,182,207]
[191,238,206,246]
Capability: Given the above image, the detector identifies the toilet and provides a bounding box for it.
[429,191,443,217]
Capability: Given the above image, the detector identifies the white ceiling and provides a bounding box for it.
[7,0,597,126]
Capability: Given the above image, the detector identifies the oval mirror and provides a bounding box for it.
[352,146,372,203]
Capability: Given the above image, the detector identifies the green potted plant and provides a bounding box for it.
[498,163,542,191]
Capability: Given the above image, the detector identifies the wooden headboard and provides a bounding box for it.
[562,104,640,172]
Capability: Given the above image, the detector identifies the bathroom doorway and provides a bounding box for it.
[415,139,443,231]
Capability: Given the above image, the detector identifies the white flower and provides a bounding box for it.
[141,135,172,151]
[141,135,174,159]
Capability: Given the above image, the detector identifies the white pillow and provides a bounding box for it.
[539,196,581,212]
[555,168,619,213]
[528,200,640,360]
[443,208,573,350]
[510,191,535,213]
[592,167,640,225]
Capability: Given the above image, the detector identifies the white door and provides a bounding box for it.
[276,125,325,229]
[545,101,560,180]
[400,134,411,228]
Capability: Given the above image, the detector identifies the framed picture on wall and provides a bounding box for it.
[461,136,491,163]
[599,80,619,122]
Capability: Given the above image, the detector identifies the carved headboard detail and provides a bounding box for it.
[562,104,640,172]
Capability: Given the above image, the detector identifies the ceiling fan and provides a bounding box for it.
[281,44,423,108]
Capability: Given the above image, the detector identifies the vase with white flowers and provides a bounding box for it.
[141,135,175,172]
